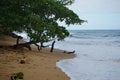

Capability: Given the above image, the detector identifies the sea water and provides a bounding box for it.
[56,30,120,80]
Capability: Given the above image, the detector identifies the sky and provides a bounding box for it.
[64,0,120,30]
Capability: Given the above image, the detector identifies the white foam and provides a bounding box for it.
[56,40,120,80]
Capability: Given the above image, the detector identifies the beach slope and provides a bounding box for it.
[0,35,74,80]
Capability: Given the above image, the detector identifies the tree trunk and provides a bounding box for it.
[35,43,40,51]
[16,36,20,46]
[50,41,55,52]
[40,42,43,50]
[13,41,34,50]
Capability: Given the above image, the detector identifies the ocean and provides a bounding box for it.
[56,30,120,80]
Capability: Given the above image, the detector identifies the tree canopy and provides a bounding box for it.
[0,0,85,51]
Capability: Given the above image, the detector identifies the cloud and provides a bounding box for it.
[65,0,120,30]
[68,0,120,13]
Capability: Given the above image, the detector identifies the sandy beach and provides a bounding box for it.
[0,35,74,80]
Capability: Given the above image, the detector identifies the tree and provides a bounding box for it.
[50,40,55,52]
[0,0,85,51]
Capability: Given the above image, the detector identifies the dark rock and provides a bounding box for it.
[0,46,3,48]
[20,60,25,64]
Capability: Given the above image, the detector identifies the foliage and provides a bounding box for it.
[11,72,24,80]
[0,0,85,49]
[15,72,24,79]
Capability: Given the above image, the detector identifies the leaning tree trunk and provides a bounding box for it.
[34,43,41,51]
[13,41,34,50]
[50,41,55,52]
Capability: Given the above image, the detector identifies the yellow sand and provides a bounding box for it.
[0,35,74,80]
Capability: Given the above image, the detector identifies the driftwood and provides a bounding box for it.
[63,50,75,54]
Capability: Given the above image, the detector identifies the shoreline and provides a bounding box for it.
[0,35,75,80]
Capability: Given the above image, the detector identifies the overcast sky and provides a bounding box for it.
[65,0,120,30]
